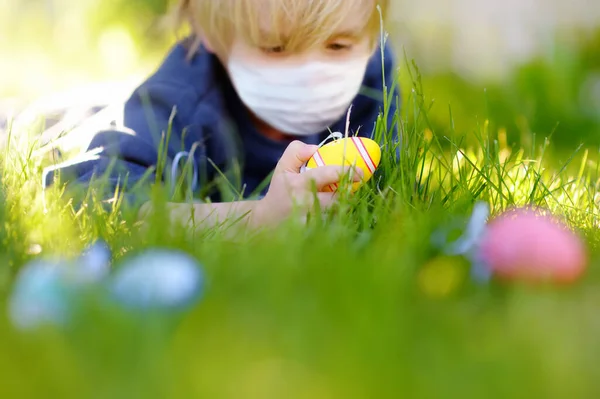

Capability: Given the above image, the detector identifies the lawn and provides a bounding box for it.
[2,6,600,399]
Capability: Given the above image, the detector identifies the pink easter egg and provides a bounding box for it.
[478,207,588,284]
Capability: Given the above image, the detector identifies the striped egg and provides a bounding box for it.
[302,137,381,193]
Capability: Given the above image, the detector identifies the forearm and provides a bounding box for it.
[138,199,263,233]
[171,200,261,231]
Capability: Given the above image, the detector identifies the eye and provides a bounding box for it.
[260,45,286,54]
[327,42,353,51]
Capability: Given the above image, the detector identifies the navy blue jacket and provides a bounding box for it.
[43,39,400,206]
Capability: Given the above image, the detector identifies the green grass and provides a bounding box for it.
[410,28,600,156]
[1,51,600,399]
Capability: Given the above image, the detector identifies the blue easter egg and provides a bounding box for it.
[8,261,72,330]
[109,249,204,311]
[75,240,112,283]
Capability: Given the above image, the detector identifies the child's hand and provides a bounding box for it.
[253,140,363,226]
[137,141,362,234]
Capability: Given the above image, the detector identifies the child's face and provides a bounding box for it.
[206,10,377,138]
[226,13,374,66]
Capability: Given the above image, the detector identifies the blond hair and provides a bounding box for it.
[175,0,389,58]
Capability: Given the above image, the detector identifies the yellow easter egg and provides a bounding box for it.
[418,256,467,299]
[303,137,381,193]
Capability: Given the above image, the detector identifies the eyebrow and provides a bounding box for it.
[252,28,362,48]
[328,30,362,40]
[256,28,289,43]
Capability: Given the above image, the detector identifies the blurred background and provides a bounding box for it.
[1,0,599,150]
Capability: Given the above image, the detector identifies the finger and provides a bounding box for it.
[292,190,337,212]
[302,165,363,190]
[276,140,319,174]
[346,166,365,183]
[316,192,339,209]
[300,192,337,214]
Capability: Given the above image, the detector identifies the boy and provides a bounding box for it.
[43,0,399,230]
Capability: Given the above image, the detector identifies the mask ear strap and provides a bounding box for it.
[317,131,343,148]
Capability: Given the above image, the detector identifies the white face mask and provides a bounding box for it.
[227,55,371,136]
